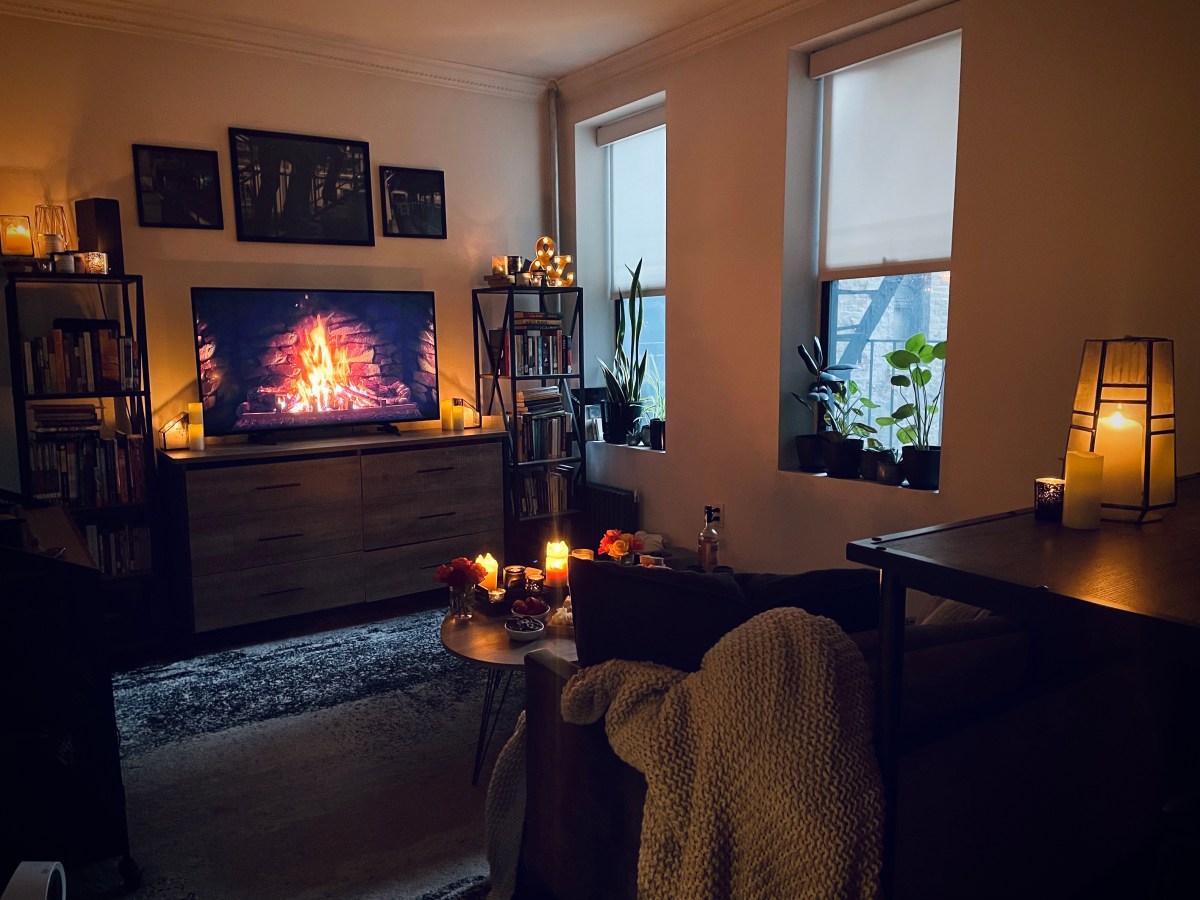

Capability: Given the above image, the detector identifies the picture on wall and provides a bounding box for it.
[379,166,446,239]
[132,144,223,229]
[228,127,374,245]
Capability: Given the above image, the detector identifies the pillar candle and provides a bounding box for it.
[1063,450,1103,529]
[440,399,454,431]
[545,541,569,587]
[1094,405,1144,507]
[451,400,465,432]
[475,553,498,590]
[187,402,205,451]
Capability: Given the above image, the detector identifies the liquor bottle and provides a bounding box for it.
[698,505,721,572]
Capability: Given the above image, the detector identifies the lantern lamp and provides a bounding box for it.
[1066,337,1175,523]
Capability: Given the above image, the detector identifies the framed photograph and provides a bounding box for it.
[228,127,374,245]
[380,166,446,239]
[132,144,223,229]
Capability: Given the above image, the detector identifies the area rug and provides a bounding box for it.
[72,601,517,900]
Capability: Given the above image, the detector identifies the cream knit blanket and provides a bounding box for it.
[561,606,883,900]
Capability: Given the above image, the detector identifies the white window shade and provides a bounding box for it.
[821,31,961,276]
[610,125,666,295]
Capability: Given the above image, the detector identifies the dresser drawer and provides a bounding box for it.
[363,530,504,602]
[363,486,502,550]
[361,443,500,500]
[189,503,363,576]
[186,455,360,519]
[192,553,365,632]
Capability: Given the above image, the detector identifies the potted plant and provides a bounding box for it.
[641,354,666,451]
[858,437,886,481]
[792,337,878,478]
[598,260,647,444]
[875,447,904,485]
[876,333,947,490]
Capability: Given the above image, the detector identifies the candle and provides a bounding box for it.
[82,251,108,274]
[569,548,594,561]
[1,215,34,256]
[545,540,569,587]
[440,398,454,431]
[475,553,499,590]
[187,402,205,451]
[491,256,508,275]
[451,399,465,432]
[1033,477,1065,523]
[524,568,544,598]
[503,565,526,596]
[1063,450,1103,529]
[487,588,506,605]
[1094,404,1144,508]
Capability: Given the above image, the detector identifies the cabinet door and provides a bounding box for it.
[186,455,360,519]
[189,504,363,576]
[363,530,504,602]
[362,443,502,549]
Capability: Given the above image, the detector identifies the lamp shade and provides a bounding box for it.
[1066,337,1175,523]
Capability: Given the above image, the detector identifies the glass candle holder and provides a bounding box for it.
[1034,477,1065,523]
[487,588,506,605]
[503,565,526,597]
[82,251,108,274]
[524,569,544,598]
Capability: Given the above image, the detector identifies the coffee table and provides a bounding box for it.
[440,612,577,784]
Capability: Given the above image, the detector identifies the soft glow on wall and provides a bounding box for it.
[1066,337,1175,523]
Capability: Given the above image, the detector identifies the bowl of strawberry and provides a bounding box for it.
[510,597,550,621]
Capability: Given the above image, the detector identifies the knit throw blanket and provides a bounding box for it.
[561,607,883,900]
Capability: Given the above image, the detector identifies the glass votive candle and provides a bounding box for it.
[82,251,108,274]
[524,568,544,598]
[487,588,506,605]
[569,548,594,561]
[1034,476,1066,522]
[503,565,526,596]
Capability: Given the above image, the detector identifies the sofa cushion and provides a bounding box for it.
[569,558,748,671]
[733,568,880,633]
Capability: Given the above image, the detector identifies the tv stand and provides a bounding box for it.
[247,432,279,445]
[158,428,507,633]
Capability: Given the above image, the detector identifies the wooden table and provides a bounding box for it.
[847,475,1200,895]
[440,611,576,784]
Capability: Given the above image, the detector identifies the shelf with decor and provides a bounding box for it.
[472,284,586,555]
[3,272,160,659]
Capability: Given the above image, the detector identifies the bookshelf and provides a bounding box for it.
[4,272,158,658]
[472,284,586,558]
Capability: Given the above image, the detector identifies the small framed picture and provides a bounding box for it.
[379,166,446,239]
[132,144,224,229]
[229,127,374,245]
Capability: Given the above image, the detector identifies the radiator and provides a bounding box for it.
[583,483,639,538]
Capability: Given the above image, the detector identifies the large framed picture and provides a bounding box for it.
[380,166,446,239]
[132,144,223,229]
[228,127,374,245]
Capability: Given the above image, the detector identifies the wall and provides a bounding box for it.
[0,15,545,487]
[561,0,1200,571]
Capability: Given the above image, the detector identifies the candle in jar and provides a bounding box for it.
[187,402,205,451]
[1094,404,1144,507]
[1033,477,1065,523]
[545,541,569,586]
[1063,450,1103,529]
[475,553,499,590]
[1,216,34,256]
[569,548,594,561]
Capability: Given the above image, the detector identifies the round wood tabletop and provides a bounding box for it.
[440,613,577,670]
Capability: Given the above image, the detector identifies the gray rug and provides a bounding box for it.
[72,602,517,900]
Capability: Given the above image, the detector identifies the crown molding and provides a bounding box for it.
[556,0,824,98]
[0,0,547,100]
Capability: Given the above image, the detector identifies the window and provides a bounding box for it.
[813,16,961,451]
[603,116,666,425]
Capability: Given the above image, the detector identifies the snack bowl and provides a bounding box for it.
[505,615,546,642]
[510,597,551,621]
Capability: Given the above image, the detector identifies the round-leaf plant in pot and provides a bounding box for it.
[599,260,647,444]
[875,333,947,490]
[792,337,879,478]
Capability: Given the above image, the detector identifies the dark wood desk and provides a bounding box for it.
[847,475,1200,895]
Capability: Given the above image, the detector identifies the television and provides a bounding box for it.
[191,287,439,438]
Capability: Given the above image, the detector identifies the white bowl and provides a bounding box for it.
[510,600,551,621]
[505,616,546,642]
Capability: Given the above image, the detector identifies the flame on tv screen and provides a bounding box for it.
[192,287,438,436]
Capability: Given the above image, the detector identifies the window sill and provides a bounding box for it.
[782,467,939,494]
[588,440,665,455]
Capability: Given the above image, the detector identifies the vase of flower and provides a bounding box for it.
[598,528,644,563]
[435,556,487,621]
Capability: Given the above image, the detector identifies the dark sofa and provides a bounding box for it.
[514,559,1170,900]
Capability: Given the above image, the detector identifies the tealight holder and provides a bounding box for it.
[1034,476,1065,523]
[503,564,526,597]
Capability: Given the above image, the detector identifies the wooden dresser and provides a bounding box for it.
[158,428,506,632]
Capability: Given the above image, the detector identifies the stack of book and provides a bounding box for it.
[515,386,572,462]
[21,318,140,394]
[516,466,572,518]
[27,404,147,508]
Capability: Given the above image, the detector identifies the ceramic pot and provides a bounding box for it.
[859,449,882,481]
[823,437,864,479]
[902,446,942,490]
[649,418,666,451]
[601,400,642,445]
[876,458,904,486]
[795,434,826,472]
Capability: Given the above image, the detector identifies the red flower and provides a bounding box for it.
[434,556,487,588]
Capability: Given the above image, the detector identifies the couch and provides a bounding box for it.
[513,558,1171,899]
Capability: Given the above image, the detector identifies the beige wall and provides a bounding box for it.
[563,0,1200,570]
[0,15,545,484]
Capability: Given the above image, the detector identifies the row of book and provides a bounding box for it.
[515,385,574,462]
[515,467,573,519]
[83,522,153,577]
[487,311,574,376]
[26,405,148,506]
[21,318,141,394]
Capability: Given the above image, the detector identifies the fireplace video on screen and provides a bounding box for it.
[191,287,439,436]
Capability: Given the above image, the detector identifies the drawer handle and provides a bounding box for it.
[416,466,455,474]
[256,482,302,491]
[418,511,456,520]
[258,586,306,597]
[258,532,304,542]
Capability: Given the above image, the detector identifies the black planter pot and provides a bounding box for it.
[601,401,642,445]
[795,434,826,472]
[876,458,904,486]
[902,446,942,490]
[649,418,666,451]
[823,437,864,479]
[858,449,882,481]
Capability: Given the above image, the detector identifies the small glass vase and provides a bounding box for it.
[447,585,475,620]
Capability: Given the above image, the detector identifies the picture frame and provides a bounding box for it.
[132,144,224,229]
[228,127,374,245]
[379,166,446,239]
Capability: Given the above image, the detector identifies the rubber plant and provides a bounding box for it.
[876,333,947,448]
[792,337,879,440]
